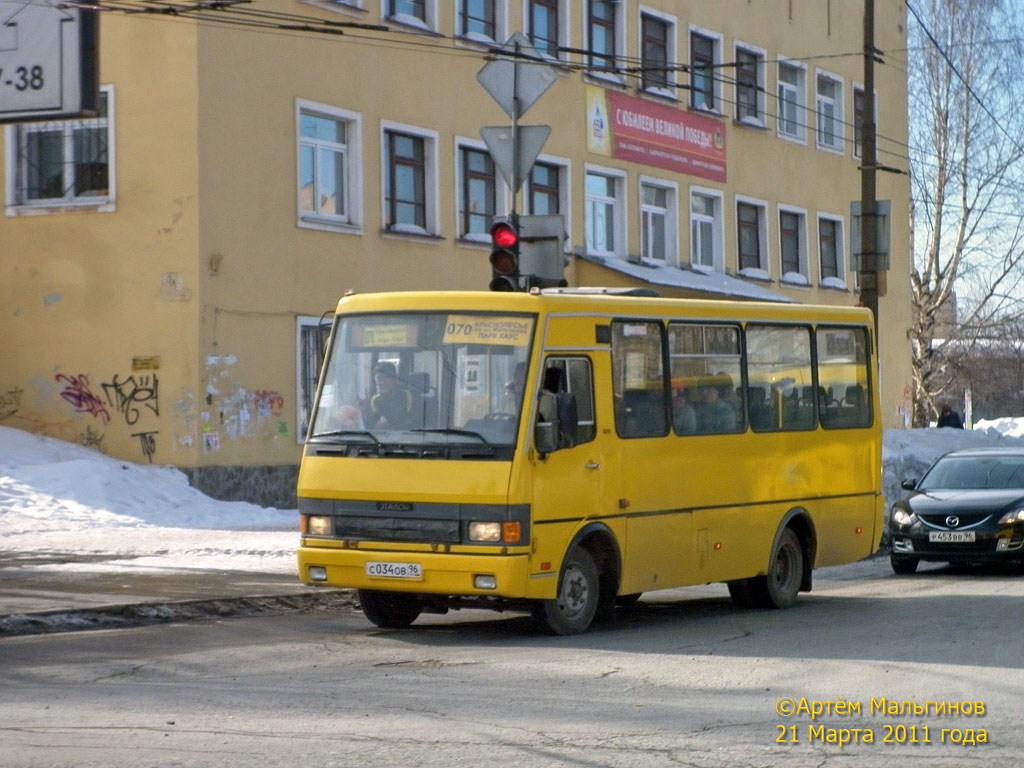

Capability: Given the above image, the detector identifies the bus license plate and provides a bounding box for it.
[366,561,423,579]
[928,531,975,543]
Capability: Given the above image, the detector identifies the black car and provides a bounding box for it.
[889,448,1024,574]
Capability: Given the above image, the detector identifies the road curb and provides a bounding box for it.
[0,589,359,638]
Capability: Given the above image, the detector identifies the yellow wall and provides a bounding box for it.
[0,0,912,479]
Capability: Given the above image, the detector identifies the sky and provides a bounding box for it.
[4,421,1024,576]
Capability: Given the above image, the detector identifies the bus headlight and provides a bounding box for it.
[307,515,333,536]
[469,522,502,542]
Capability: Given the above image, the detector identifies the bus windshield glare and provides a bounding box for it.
[309,312,535,448]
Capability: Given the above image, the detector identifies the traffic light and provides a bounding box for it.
[489,216,520,292]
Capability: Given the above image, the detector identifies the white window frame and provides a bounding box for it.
[688,25,723,114]
[584,0,626,85]
[296,99,362,234]
[777,204,809,286]
[733,41,766,127]
[523,0,570,62]
[852,82,878,161]
[302,0,364,17]
[688,185,724,273]
[296,314,330,444]
[638,6,677,99]
[380,120,440,239]
[639,176,678,266]
[815,69,845,154]
[777,57,807,144]
[5,84,116,215]
[455,0,507,46]
[817,212,846,289]
[526,153,572,250]
[735,194,770,279]
[584,164,626,258]
[382,0,439,32]
[454,136,508,244]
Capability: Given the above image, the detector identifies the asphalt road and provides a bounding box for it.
[1,556,1021,768]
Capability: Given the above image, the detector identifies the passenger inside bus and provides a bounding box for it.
[693,378,737,433]
[672,388,697,434]
[364,361,413,429]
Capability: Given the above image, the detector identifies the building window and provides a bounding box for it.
[818,214,845,288]
[297,315,332,442]
[385,0,437,31]
[527,161,560,215]
[640,13,670,93]
[735,45,764,124]
[777,60,806,141]
[816,72,843,151]
[779,207,808,284]
[585,169,623,256]
[459,0,495,40]
[528,0,561,58]
[853,86,865,159]
[690,188,722,271]
[382,122,438,235]
[587,0,619,73]
[297,101,361,230]
[458,144,496,239]
[690,30,719,111]
[640,180,676,264]
[737,198,768,276]
[7,85,114,209]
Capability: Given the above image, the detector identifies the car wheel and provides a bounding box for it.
[357,589,424,628]
[532,547,600,635]
[749,528,804,609]
[890,555,919,575]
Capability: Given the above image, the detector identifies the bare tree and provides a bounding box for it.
[908,0,1024,424]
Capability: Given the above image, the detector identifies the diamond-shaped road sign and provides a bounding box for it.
[480,125,551,192]
[476,32,557,120]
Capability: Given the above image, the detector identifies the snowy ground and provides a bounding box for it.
[4,422,1024,576]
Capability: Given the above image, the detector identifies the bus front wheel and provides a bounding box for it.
[532,547,600,635]
[357,589,424,628]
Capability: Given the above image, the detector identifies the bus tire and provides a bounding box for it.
[531,547,600,635]
[357,589,423,628]
[749,528,803,609]
[890,554,919,575]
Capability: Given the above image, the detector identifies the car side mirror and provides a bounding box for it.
[901,478,917,490]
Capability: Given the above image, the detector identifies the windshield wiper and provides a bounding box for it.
[410,428,492,447]
[309,430,381,444]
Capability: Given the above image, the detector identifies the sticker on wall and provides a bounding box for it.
[132,356,161,371]
[278,420,290,435]
[204,432,221,452]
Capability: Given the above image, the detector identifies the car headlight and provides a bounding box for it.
[998,509,1024,525]
[892,507,917,526]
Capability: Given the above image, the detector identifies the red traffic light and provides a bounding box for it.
[491,221,518,249]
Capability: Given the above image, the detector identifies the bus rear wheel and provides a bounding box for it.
[357,589,424,628]
[748,528,804,609]
[532,547,600,635]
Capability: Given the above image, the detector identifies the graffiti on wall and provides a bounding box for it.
[0,387,23,420]
[79,425,105,451]
[101,373,159,425]
[132,430,158,463]
[56,374,111,423]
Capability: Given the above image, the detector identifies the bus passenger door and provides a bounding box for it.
[527,354,619,592]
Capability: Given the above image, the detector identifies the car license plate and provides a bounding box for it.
[365,561,423,579]
[928,531,976,543]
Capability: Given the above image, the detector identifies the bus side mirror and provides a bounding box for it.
[535,421,559,454]
[534,391,579,454]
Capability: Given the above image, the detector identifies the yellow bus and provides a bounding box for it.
[297,288,882,634]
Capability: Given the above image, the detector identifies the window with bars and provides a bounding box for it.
[297,315,332,442]
[9,86,112,207]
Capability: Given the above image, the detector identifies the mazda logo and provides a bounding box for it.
[946,515,960,528]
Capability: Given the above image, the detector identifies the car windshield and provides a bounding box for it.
[309,311,535,448]
[918,455,1024,490]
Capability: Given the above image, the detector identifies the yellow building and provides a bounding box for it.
[0,0,911,506]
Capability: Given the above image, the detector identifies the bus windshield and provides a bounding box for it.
[309,311,535,448]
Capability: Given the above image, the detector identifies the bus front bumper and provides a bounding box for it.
[297,543,534,598]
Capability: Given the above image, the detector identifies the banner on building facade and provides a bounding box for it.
[585,86,727,183]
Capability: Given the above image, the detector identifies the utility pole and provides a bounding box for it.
[859,0,880,339]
